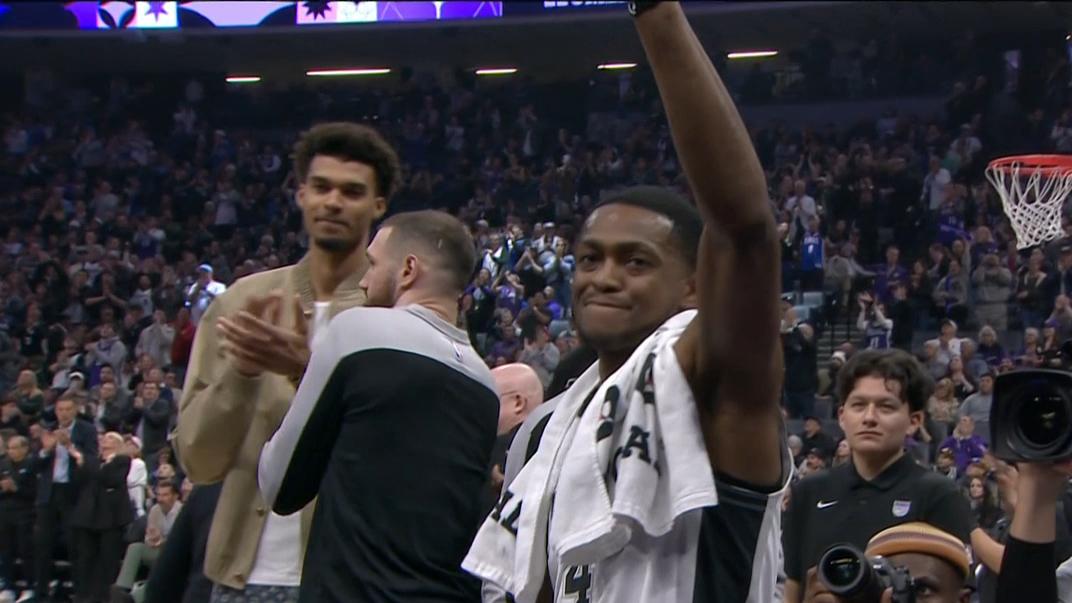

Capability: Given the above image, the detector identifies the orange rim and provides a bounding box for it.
[987,154,1072,176]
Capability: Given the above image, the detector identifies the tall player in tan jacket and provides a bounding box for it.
[173,123,400,601]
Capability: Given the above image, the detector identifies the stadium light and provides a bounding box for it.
[225,76,261,83]
[727,50,778,59]
[475,68,518,76]
[306,68,392,77]
[597,63,637,70]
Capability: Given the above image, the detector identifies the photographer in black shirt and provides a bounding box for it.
[783,349,972,602]
[991,459,1072,603]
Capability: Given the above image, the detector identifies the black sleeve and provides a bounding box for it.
[100,455,131,489]
[144,397,172,427]
[14,464,35,503]
[77,421,99,460]
[996,536,1056,603]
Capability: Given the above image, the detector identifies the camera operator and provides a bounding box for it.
[782,349,973,603]
[857,293,894,350]
[802,522,972,603]
[989,459,1072,603]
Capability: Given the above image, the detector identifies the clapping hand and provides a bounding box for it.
[218,291,310,380]
[146,525,163,547]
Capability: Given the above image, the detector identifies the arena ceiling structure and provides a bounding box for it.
[0,1,1069,80]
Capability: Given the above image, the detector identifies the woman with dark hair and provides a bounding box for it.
[69,431,134,603]
[965,475,1002,530]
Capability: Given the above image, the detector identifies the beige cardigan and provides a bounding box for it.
[173,255,366,589]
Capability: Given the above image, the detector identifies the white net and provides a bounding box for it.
[986,158,1072,249]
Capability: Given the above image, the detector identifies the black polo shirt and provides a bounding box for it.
[783,453,973,584]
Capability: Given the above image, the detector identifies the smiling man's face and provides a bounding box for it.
[298,155,385,254]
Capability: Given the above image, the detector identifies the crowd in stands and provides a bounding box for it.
[0,25,1068,601]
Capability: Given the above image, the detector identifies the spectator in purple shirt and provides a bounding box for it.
[495,271,524,317]
[874,244,908,305]
[939,416,988,474]
[487,316,521,367]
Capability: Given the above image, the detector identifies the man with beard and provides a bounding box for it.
[258,210,498,602]
[174,122,399,603]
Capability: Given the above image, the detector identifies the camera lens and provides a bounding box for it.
[819,545,868,594]
[824,554,861,588]
[1012,378,1072,453]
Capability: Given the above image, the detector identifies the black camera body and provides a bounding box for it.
[818,544,915,603]
[991,369,1072,462]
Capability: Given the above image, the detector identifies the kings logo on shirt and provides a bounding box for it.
[892,499,911,517]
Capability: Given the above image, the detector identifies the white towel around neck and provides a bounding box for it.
[463,310,718,601]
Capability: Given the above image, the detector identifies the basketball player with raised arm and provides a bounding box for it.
[464,2,787,602]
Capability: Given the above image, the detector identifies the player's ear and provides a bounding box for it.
[906,410,924,436]
[372,196,387,220]
[296,185,307,210]
[399,254,420,288]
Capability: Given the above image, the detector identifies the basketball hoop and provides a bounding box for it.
[986,154,1072,250]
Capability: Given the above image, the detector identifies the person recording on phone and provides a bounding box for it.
[857,292,894,351]
[801,522,972,603]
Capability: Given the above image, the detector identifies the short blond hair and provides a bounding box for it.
[101,432,124,447]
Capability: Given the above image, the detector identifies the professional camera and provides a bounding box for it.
[818,544,915,603]
[991,368,1072,462]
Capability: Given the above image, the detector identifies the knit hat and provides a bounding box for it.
[865,522,971,580]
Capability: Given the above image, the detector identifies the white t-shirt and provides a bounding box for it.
[247,511,303,587]
[127,458,148,518]
[924,168,952,210]
[247,302,331,587]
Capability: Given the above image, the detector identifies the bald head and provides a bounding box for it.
[492,363,544,435]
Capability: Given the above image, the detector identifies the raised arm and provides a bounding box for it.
[637,2,783,486]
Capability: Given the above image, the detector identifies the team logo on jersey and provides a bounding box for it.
[892,500,911,517]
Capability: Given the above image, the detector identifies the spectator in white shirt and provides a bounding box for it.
[136,310,175,371]
[922,155,953,211]
[185,265,226,325]
[785,179,818,225]
[113,481,183,597]
[125,437,148,518]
